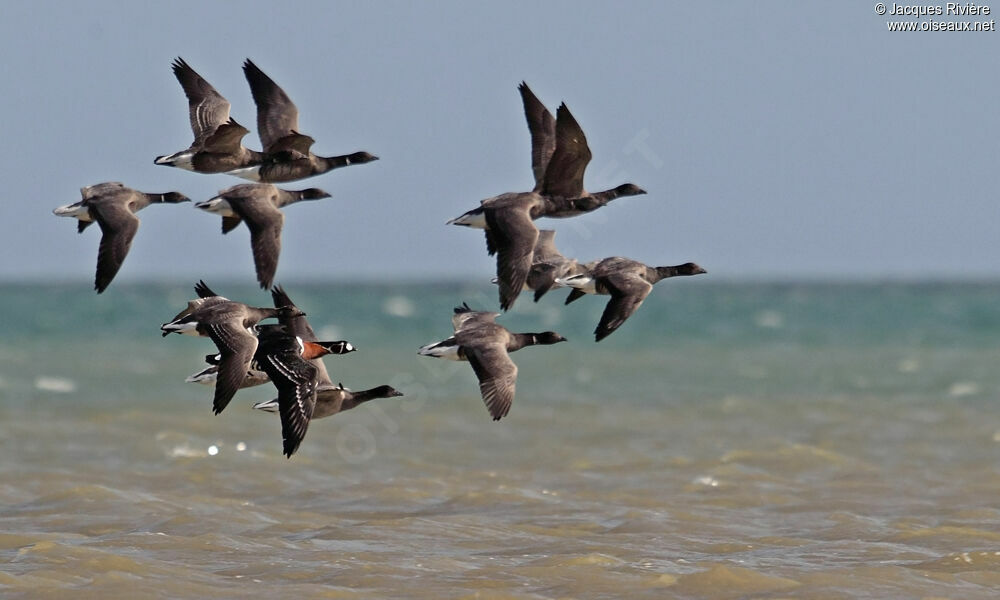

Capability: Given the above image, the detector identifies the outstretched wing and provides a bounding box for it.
[201,118,250,153]
[464,342,518,421]
[202,320,259,414]
[485,204,539,311]
[518,82,556,191]
[92,202,140,293]
[230,198,285,289]
[594,274,652,342]
[258,346,318,458]
[243,59,301,153]
[171,57,231,142]
[541,103,592,198]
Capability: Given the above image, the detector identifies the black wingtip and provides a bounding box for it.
[194,279,216,298]
[565,288,586,305]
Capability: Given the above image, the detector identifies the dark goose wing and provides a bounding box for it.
[462,339,518,421]
[201,318,259,414]
[92,201,140,293]
[201,118,250,154]
[594,273,653,342]
[518,82,556,191]
[81,182,126,200]
[171,57,231,142]
[271,285,333,386]
[230,197,285,289]
[541,103,592,198]
[258,345,318,458]
[526,230,567,301]
[243,59,300,153]
[452,303,501,332]
[484,201,540,311]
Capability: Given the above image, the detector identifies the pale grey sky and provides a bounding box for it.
[2,1,997,284]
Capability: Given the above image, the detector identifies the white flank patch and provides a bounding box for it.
[184,369,217,386]
[252,399,279,413]
[418,342,461,360]
[34,376,76,393]
[155,151,195,170]
[52,203,92,220]
[226,165,263,182]
[162,321,200,336]
[558,275,596,294]
[446,210,487,229]
[195,197,235,217]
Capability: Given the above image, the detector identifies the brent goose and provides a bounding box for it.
[194,183,332,289]
[558,258,706,341]
[154,58,264,173]
[490,229,586,302]
[447,84,646,310]
[185,284,355,386]
[448,82,647,229]
[418,303,566,420]
[161,289,305,414]
[223,59,378,182]
[253,382,403,420]
[53,182,190,293]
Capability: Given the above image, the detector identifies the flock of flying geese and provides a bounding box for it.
[52,58,705,457]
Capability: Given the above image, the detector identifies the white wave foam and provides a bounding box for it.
[383,296,415,318]
[34,376,76,393]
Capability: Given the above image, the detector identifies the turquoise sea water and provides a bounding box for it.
[2,281,1000,598]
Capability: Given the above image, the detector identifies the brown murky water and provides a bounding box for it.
[2,282,999,598]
